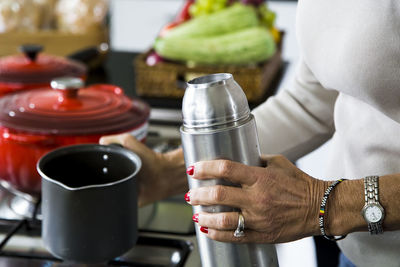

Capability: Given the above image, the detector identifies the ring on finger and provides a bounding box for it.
[234,211,245,237]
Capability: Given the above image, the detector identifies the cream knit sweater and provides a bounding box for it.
[252,0,400,266]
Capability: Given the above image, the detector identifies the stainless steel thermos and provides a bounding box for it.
[180,73,279,267]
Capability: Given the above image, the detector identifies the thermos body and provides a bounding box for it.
[181,115,260,212]
[180,73,279,267]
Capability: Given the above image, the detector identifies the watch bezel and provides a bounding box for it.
[362,203,385,223]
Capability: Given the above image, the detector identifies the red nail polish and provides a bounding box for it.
[184,191,190,202]
[200,226,208,234]
[192,213,199,223]
[186,166,194,176]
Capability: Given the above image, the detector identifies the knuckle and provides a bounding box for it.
[120,134,133,146]
[211,186,227,203]
[218,160,233,177]
[268,155,284,166]
[275,155,290,167]
[216,214,232,228]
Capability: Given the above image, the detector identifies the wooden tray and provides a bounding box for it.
[0,27,108,57]
[134,33,283,103]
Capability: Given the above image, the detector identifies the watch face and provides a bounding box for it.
[365,205,383,223]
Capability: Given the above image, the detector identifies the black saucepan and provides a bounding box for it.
[37,144,141,264]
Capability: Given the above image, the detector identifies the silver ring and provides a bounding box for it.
[234,212,245,237]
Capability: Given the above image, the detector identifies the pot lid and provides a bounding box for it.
[0,77,150,135]
[0,45,87,84]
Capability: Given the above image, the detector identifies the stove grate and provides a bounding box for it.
[0,197,192,267]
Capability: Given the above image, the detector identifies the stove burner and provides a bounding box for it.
[0,182,194,267]
[0,181,40,219]
[0,218,192,267]
[0,133,197,266]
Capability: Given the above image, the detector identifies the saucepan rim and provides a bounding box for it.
[37,143,141,191]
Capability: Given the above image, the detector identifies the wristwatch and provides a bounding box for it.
[361,176,385,234]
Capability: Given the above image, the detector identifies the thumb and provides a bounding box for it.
[99,133,154,157]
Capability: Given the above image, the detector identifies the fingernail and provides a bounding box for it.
[184,191,190,203]
[186,166,194,176]
[200,226,208,234]
[192,213,199,223]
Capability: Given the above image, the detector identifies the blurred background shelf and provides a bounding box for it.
[0,27,108,58]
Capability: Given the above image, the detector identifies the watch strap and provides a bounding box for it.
[368,220,383,235]
[364,176,380,203]
[364,176,384,234]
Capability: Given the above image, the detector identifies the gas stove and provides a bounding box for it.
[0,128,200,267]
[0,184,199,267]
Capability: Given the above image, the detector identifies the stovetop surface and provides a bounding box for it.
[0,128,200,266]
[0,226,192,267]
[0,233,192,267]
[0,182,196,267]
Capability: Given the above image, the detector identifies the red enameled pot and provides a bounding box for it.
[0,45,87,96]
[0,77,150,195]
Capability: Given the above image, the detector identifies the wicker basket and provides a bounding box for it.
[134,34,283,103]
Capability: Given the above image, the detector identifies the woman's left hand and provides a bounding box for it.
[187,155,328,244]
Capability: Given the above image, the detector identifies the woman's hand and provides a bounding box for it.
[187,155,328,243]
[100,134,188,207]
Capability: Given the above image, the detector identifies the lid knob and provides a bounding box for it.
[19,44,44,62]
[51,77,84,101]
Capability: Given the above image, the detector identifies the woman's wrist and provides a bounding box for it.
[324,178,365,236]
[308,178,330,236]
[314,175,400,237]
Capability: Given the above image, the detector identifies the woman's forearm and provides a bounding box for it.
[325,174,400,236]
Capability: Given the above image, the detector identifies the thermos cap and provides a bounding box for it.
[182,73,250,128]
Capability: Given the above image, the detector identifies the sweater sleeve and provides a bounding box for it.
[252,59,338,161]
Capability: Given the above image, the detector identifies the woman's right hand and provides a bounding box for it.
[100,133,187,207]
